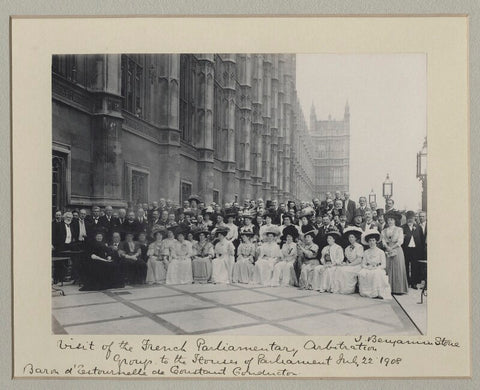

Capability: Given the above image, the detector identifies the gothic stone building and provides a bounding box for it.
[309,102,350,198]
[52,54,316,213]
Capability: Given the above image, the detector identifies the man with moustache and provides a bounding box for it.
[402,210,425,289]
[343,191,356,224]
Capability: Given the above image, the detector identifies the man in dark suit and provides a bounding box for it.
[361,209,379,231]
[85,205,107,240]
[148,210,161,239]
[402,210,425,289]
[418,210,427,259]
[98,205,117,241]
[343,192,356,224]
[52,210,63,246]
[136,208,149,237]
[52,211,79,252]
[355,196,368,222]
[123,211,141,239]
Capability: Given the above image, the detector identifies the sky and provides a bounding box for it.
[295,54,427,211]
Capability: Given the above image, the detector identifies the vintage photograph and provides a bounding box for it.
[51,53,427,336]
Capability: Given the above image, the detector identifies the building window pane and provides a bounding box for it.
[121,55,144,116]
[180,181,192,204]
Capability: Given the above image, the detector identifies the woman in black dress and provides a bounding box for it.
[80,232,124,291]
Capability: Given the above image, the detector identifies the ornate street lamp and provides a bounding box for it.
[417,137,427,211]
[369,189,377,204]
[382,174,393,200]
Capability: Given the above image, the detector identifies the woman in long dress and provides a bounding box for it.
[145,228,169,284]
[358,229,392,299]
[232,231,255,283]
[271,231,298,287]
[211,227,235,284]
[253,228,282,285]
[332,226,364,294]
[298,230,319,289]
[165,228,193,285]
[381,212,409,294]
[312,229,344,292]
[191,229,214,283]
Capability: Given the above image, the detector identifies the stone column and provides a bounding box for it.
[237,54,253,202]
[194,54,215,205]
[251,54,264,200]
[282,54,294,201]
[277,56,285,202]
[270,55,279,201]
[262,55,272,200]
[157,54,181,203]
[221,54,237,203]
[89,54,125,207]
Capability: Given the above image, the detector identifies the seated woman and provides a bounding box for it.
[191,228,214,284]
[166,228,193,285]
[332,226,364,294]
[271,230,298,287]
[80,231,123,291]
[232,230,256,284]
[252,227,282,285]
[211,227,235,284]
[119,232,147,285]
[297,230,319,289]
[312,229,344,292]
[358,228,392,299]
[145,227,169,284]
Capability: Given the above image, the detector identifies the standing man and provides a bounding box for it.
[355,196,368,221]
[343,192,356,224]
[402,210,425,289]
[418,210,427,259]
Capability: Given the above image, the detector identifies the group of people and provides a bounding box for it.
[52,191,427,299]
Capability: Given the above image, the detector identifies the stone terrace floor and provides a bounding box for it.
[52,282,426,336]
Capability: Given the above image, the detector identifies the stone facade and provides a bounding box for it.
[52,54,316,211]
[309,102,350,198]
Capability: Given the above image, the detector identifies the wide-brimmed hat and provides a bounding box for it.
[241,209,256,220]
[325,228,341,240]
[183,208,195,216]
[303,230,317,239]
[202,206,214,215]
[174,226,189,238]
[188,194,202,203]
[192,227,210,240]
[281,225,299,241]
[212,226,230,237]
[384,210,402,225]
[264,226,280,236]
[361,228,381,245]
[298,206,315,218]
[224,208,238,218]
[342,226,363,240]
[152,225,168,237]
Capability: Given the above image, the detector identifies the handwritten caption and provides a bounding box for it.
[23,336,460,377]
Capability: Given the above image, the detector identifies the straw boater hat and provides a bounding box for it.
[342,226,363,240]
[361,228,381,245]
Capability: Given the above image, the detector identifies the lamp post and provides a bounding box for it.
[417,137,427,211]
[382,174,393,201]
[369,189,377,205]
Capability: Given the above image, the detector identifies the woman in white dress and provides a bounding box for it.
[332,226,364,294]
[232,231,255,283]
[312,229,344,292]
[211,227,235,284]
[253,227,282,285]
[145,227,169,284]
[271,231,298,287]
[191,228,214,283]
[165,228,193,285]
[358,229,392,299]
[298,230,320,289]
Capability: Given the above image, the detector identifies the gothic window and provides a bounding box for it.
[179,55,195,145]
[121,55,144,116]
[52,55,77,82]
[180,181,192,204]
[52,153,67,216]
[213,190,220,205]
[131,170,148,204]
